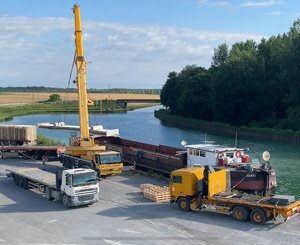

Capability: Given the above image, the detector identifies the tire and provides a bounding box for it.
[16,176,22,187]
[19,177,25,188]
[250,208,267,225]
[45,187,53,201]
[177,197,191,212]
[232,206,249,222]
[13,175,18,186]
[62,194,70,207]
[22,178,29,189]
[66,159,71,169]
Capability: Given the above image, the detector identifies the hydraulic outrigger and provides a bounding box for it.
[60,4,123,176]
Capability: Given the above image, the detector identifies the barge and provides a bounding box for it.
[95,137,277,195]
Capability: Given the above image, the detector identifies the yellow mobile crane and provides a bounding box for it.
[60,4,123,176]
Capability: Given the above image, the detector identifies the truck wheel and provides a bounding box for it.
[232,206,249,222]
[16,176,22,187]
[250,208,267,225]
[62,194,70,207]
[13,175,18,185]
[68,159,74,169]
[22,178,29,189]
[177,197,191,212]
[45,187,53,201]
[19,177,24,187]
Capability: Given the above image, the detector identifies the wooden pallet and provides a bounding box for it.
[140,183,170,202]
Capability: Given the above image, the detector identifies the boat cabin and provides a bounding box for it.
[185,144,249,167]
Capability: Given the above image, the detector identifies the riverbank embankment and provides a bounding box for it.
[0,101,158,123]
[154,109,300,144]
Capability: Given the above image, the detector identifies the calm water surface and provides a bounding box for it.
[3,106,300,198]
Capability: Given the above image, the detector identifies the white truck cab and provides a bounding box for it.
[59,168,99,206]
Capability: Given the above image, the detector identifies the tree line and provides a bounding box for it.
[0,86,161,95]
[161,20,300,131]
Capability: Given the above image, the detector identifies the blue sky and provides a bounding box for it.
[0,0,299,88]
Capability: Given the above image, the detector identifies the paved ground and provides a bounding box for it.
[0,157,299,244]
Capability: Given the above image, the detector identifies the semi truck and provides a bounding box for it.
[6,167,99,207]
[170,167,300,224]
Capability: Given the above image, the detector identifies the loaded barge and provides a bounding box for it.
[95,137,277,195]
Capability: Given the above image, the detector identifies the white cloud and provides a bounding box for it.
[212,1,230,7]
[198,0,230,7]
[243,0,282,8]
[0,15,263,88]
[267,11,282,15]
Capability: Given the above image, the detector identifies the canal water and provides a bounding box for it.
[3,106,300,198]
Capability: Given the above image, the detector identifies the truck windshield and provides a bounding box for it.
[72,172,97,187]
[97,154,121,164]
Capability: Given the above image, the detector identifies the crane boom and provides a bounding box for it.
[63,4,123,176]
[73,4,92,146]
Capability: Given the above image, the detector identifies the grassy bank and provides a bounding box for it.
[36,134,63,146]
[0,100,156,122]
[154,109,300,143]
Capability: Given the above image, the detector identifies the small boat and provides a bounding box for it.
[95,136,277,195]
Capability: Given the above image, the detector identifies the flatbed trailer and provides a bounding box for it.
[1,145,65,160]
[6,167,99,207]
[170,167,300,224]
[200,192,300,224]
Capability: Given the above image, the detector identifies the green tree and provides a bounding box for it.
[212,43,229,66]
[161,71,182,113]
[160,20,300,131]
[48,94,61,102]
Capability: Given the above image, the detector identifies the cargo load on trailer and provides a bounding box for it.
[0,125,37,146]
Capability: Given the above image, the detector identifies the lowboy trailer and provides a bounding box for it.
[6,167,99,207]
[170,167,300,224]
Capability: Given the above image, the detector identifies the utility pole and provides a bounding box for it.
[109,83,111,101]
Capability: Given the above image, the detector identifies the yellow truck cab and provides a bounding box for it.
[170,167,204,202]
[170,166,300,224]
[94,151,123,175]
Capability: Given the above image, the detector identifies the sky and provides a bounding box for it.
[0,0,299,89]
